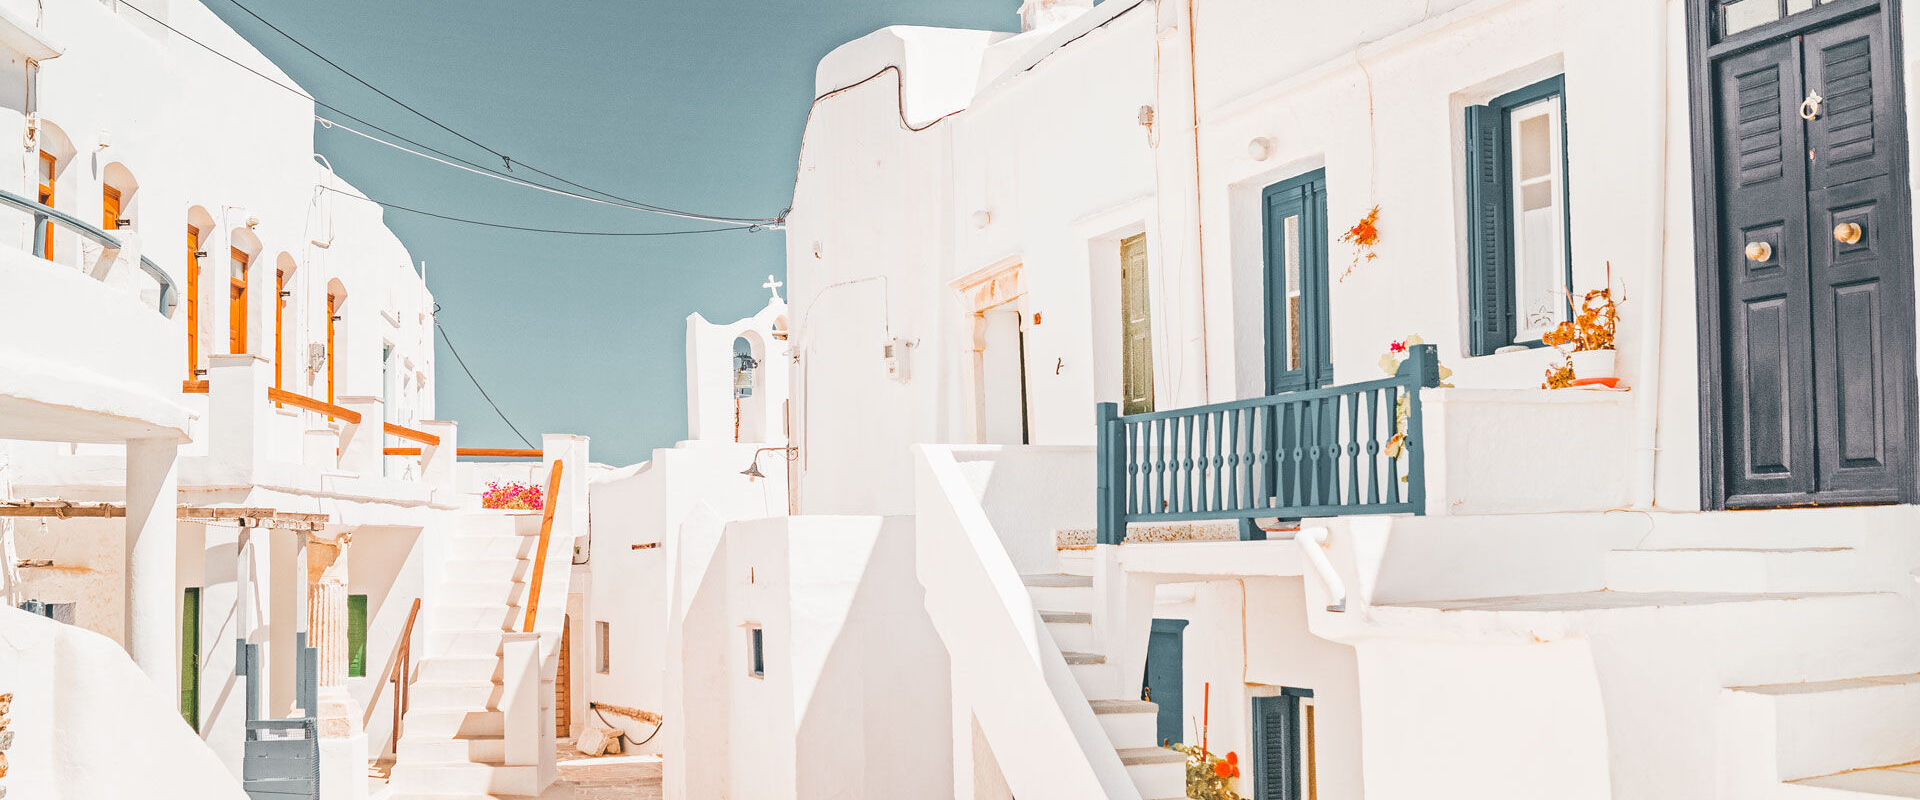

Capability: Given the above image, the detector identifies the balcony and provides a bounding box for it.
[1095,344,1634,545]
[0,187,187,443]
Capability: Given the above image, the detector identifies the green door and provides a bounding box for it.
[181,587,199,731]
[1141,618,1187,746]
[1121,232,1155,415]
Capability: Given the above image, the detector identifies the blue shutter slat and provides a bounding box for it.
[1465,103,1514,355]
[1252,694,1301,800]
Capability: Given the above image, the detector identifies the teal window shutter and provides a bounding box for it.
[347,594,368,678]
[1251,694,1301,800]
[1465,102,1514,356]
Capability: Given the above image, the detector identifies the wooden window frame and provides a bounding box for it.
[36,151,54,259]
[229,248,250,354]
[1465,75,1574,356]
[186,227,203,381]
[102,184,122,231]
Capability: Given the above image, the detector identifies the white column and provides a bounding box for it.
[125,437,179,690]
[418,419,459,502]
[337,396,384,478]
[209,353,272,475]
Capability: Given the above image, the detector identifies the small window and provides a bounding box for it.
[1251,690,1318,800]
[1465,76,1572,355]
[747,625,765,678]
[347,594,368,678]
[596,621,611,674]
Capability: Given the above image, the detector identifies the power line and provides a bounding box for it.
[219,0,779,225]
[319,183,762,237]
[434,317,535,449]
[118,1,781,226]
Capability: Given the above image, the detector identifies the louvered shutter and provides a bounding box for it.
[1251,694,1301,800]
[1465,103,1515,355]
[347,594,368,678]
[1121,233,1155,414]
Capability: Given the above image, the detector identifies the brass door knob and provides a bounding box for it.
[1745,241,1773,262]
[1835,222,1863,244]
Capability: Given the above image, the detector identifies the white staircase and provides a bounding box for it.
[389,511,558,799]
[1024,567,1186,800]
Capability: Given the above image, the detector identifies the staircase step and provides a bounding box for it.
[1730,673,1920,781]
[1024,574,1095,613]
[414,656,502,683]
[1789,763,1920,798]
[1057,548,1095,576]
[1606,547,1861,593]
[445,534,539,559]
[401,708,504,739]
[439,580,524,607]
[389,761,540,796]
[408,679,505,709]
[428,630,510,657]
[1090,699,1160,748]
[1042,611,1098,652]
[1118,747,1187,799]
[396,734,507,764]
[445,557,533,582]
[430,603,525,630]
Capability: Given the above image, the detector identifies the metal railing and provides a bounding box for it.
[0,186,176,317]
[1096,344,1441,545]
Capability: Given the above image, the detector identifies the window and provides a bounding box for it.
[347,594,367,678]
[596,621,611,674]
[187,226,203,381]
[103,185,123,231]
[36,151,54,258]
[230,248,250,354]
[1251,690,1318,800]
[747,625,765,678]
[1465,76,1572,355]
[1721,0,1825,38]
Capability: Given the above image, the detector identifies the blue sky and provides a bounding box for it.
[203,0,1015,465]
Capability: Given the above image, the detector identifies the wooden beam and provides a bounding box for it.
[523,460,564,633]
[0,502,125,518]
[384,447,423,457]
[384,422,441,447]
[458,448,544,459]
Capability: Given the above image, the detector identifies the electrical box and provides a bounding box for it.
[883,337,911,383]
[308,343,329,373]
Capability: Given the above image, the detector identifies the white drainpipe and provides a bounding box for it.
[1633,0,1674,510]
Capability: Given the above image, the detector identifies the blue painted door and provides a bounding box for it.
[1265,170,1332,394]
[1142,618,1187,746]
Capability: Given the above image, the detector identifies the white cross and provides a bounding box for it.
[763,274,783,300]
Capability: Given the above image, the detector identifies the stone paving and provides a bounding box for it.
[538,740,664,800]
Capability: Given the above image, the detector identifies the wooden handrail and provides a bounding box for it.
[384,422,441,447]
[182,380,209,394]
[522,460,564,633]
[389,598,422,757]
[458,448,544,458]
[267,387,361,424]
[384,447,422,457]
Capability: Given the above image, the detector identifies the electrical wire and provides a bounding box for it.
[118,0,781,226]
[433,315,536,448]
[318,186,760,236]
[219,0,778,225]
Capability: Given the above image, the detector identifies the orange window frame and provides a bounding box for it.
[186,227,202,380]
[229,248,250,354]
[103,185,122,231]
[275,269,288,391]
[326,291,340,404]
[36,152,54,259]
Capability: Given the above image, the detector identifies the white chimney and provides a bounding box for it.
[1019,0,1095,32]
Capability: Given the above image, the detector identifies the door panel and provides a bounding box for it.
[1121,232,1155,414]
[1264,171,1331,394]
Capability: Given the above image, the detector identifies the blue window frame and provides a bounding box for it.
[1251,689,1316,800]
[1465,75,1574,355]
[748,626,765,678]
[1265,170,1333,393]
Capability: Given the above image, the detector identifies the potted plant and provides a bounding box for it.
[1541,273,1621,389]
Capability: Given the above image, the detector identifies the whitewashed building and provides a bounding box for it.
[755,0,1920,798]
[0,3,588,799]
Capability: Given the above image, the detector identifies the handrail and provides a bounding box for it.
[1096,344,1441,545]
[459,448,544,458]
[267,387,361,424]
[384,422,441,447]
[522,459,564,633]
[388,598,421,757]
[182,380,209,394]
[1295,527,1347,612]
[0,186,177,317]
[384,447,422,457]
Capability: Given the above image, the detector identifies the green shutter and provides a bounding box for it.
[1120,233,1155,415]
[1465,103,1515,355]
[347,594,368,678]
[181,587,199,731]
[1251,694,1301,800]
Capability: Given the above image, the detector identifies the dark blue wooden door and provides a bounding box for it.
[1264,170,1332,394]
[1142,618,1187,747]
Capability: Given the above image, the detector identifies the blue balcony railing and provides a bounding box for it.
[1096,344,1441,545]
[0,186,176,317]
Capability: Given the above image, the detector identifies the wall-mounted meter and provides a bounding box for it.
[883,337,912,383]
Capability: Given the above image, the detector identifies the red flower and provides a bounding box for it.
[1213,751,1240,779]
[1389,340,1407,354]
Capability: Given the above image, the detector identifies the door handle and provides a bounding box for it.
[1835,222,1863,244]
[1745,241,1773,262]
[1801,90,1824,121]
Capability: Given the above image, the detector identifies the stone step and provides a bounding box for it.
[1605,547,1862,593]
[445,534,539,560]
[1118,746,1187,799]
[1064,650,1109,699]
[1057,548,1095,577]
[414,656,501,683]
[430,603,526,631]
[409,679,504,710]
[1041,610,1097,653]
[1023,574,1095,613]
[1728,673,1920,782]
[389,761,540,796]
[400,708,504,739]
[1090,699,1159,749]
[396,734,507,765]
[439,580,525,607]
[444,557,533,583]
[428,630,510,658]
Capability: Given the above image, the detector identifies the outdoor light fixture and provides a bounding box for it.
[739,446,796,481]
[1248,136,1274,161]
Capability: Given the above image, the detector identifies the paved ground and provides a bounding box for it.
[538,740,664,800]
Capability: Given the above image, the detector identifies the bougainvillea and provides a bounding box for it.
[1337,204,1382,281]
[481,480,543,510]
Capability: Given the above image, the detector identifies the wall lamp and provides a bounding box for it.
[740,446,797,480]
